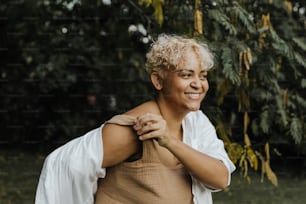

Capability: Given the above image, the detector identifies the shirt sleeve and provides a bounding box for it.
[35,126,106,204]
[187,110,236,190]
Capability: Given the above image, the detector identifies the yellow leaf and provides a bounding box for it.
[243,112,249,134]
[152,0,164,26]
[261,13,271,29]
[246,48,252,64]
[247,148,258,170]
[283,0,292,14]
[225,142,244,164]
[194,10,203,35]
[243,51,250,71]
[137,0,163,25]
[264,161,278,186]
[194,0,203,36]
[239,152,246,168]
[255,151,266,183]
[244,134,251,147]
[239,51,243,76]
[265,142,270,161]
[243,159,248,177]
[138,0,152,7]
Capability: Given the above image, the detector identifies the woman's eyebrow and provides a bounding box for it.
[176,69,193,73]
[176,69,207,74]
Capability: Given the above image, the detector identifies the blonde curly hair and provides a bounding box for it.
[145,34,214,75]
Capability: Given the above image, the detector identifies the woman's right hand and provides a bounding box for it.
[133,113,173,147]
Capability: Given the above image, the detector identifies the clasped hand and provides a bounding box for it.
[133,113,171,147]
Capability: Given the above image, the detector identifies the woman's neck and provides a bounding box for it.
[155,99,188,134]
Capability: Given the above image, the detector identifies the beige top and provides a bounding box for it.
[95,115,193,204]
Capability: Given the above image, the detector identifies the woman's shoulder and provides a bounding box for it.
[124,100,160,117]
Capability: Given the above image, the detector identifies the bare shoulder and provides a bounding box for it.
[125,100,160,117]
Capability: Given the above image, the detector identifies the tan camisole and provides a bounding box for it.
[95,115,193,204]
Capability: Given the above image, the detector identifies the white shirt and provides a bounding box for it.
[35,110,235,204]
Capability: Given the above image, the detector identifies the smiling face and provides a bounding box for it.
[154,50,209,113]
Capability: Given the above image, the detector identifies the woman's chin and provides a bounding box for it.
[186,104,201,112]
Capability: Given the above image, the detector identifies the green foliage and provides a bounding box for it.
[290,116,303,144]
[221,47,241,85]
[259,107,270,134]
[208,9,238,35]
[293,37,306,51]
[1,0,153,151]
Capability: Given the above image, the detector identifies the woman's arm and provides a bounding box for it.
[164,138,229,189]
[101,123,140,168]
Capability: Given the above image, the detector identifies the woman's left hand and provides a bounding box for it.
[133,113,171,147]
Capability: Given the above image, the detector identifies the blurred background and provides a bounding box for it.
[0,0,305,203]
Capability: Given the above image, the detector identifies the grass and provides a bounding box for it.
[0,149,305,204]
[0,149,45,204]
[213,171,306,204]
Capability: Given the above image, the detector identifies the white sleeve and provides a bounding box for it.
[35,126,106,204]
[187,111,236,189]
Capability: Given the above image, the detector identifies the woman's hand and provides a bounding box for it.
[133,113,171,147]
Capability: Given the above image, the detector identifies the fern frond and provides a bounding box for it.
[301,79,306,89]
[273,81,288,126]
[294,52,306,68]
[290,117,303,144]
[275,95,288,126]
[221,47,241,85]
[208,9,237,35]
[233,2,257,34]
[260,108,270,134]
[269,28,294,59]
[293,37,306,51]
[294,94,306,109]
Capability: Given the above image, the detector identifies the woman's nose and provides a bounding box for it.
[190,77,201,88]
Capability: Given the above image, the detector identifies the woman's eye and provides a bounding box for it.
[180,72,192,78]
[200,75,207,80]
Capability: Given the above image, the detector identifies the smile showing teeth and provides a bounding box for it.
[186,93,201,99]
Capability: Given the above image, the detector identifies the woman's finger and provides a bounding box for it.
[136,122,158,135]
[136,113,162,126]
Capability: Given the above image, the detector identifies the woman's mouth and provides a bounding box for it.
[185,93,202,99]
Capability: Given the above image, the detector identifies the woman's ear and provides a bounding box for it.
[150,72,163,90]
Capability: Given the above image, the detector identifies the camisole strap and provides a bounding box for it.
[105,114,136,126]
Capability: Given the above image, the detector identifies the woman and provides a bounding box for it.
[35,34,235,204]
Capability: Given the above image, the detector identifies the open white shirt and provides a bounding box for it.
[35,110,235,204]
